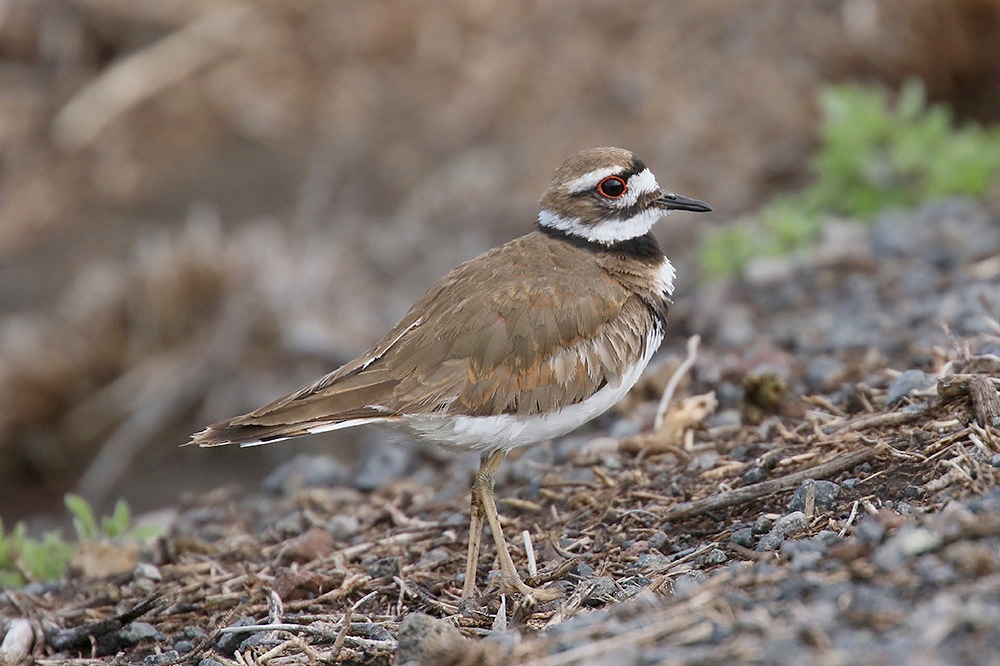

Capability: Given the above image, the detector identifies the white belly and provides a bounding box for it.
[405,326,663,453]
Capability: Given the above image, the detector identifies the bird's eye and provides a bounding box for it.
[597,176,627,199]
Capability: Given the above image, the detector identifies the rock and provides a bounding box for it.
[753,515,774,534]
[774,512,809,538]
[648,531,670,552]
[174,639,195,654]
[273,568,343,600]
[326,514,360,539]
[142,651,179,665]
[238,631,272,653]
[135,563,162,581]
[871,210,932,258]
[704,548,728,566]
[216,618,253,655]
[368,624,393,642]
[741,466,766,485]
[396,612,469,666]
[119,622,164,646]
[789,480,841,512]
[789,550,823,571]
[262,454,351,494]
[886,370,936,405]
[582,576,619,606]
[756,532,784,552]
[634,553,670,571]
[199,660,222,666]
[731,527,756,549]
[805,356,844,390]
[277,527,334,564]
[672,573,704,599]
[355,441,412,491]
[367,556,401,579]
[873,528,943,571]
[758,512,808,552]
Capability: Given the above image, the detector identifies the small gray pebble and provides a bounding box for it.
[216,618,253,655]
[368,624,393,641]
[355,442,412,491]
[184,627,207,639]
[583,576,619,606]
[142,651,179,666]
[199,660,223,666]
[873,528,943,571]
[789,479,841,512]
[705,548,728,565]
[853,518,887,547]
[774,511,809,538]
[634,553,670,571]
[991,454,1000,468]
[842,478,860,490]
[790,550,823,571]
[672,573,704,598]
[238,632,272,653]
[572,562,596,578]
[262,454,350,493]
[805,356,843,390]
[648,531,670,552]
[120,622,164,645]
[731,527,756,549]
[886,369,936,405]
[753,515,774,534]
[173,640,194,654]
[741,466,766,485]
[326,515,360,540]
[756,532,784,552]
[367,556,400,579]
[397,614,467,665]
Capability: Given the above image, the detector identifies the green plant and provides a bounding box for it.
[0,495,162,588]
[701,78,1000,277]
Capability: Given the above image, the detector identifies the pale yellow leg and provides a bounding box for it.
[461,462,486,599]
[462,450,561,601]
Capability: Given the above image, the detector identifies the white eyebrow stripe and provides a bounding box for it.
[613,168,660,208]
[565,166,624,194]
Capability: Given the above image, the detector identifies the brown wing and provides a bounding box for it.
[191,231,655,446]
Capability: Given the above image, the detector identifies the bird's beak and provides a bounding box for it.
[655,190,712,213]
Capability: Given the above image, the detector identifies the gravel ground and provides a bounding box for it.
[2,199,1000,665]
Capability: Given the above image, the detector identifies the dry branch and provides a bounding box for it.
[657,445,885,521]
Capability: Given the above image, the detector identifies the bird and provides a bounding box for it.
[190,147,711,601]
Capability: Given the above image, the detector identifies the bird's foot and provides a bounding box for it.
[499,575,562,602]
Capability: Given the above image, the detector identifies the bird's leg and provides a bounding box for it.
[461,454,489,600]
[474,449,561,602]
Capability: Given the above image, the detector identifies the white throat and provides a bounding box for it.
[538,207,667,245]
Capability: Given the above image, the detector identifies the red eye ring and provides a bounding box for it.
[597,176,627,199]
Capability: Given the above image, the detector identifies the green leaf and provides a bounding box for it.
[65,493,98,540]
[102,499,131,537]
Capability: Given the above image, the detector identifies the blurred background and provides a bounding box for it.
[3,0,1000,526]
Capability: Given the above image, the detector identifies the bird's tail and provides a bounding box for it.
[188,415,392,448]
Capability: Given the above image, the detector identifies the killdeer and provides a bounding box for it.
[191,147,711,601]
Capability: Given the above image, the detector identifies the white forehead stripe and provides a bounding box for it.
[565,166,624,194]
